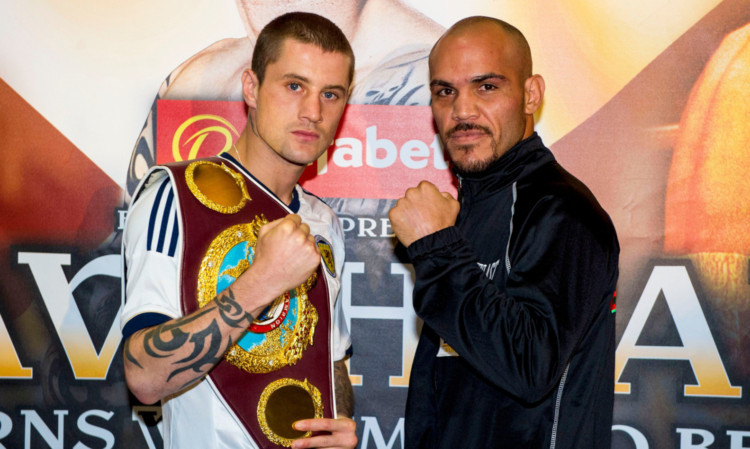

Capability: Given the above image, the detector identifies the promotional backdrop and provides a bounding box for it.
[1,1,749,447]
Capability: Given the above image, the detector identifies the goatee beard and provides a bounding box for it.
[449,141,502,177]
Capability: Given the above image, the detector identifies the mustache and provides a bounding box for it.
[446,122,492,138]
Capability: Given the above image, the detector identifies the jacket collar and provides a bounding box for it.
[456,132,554,203]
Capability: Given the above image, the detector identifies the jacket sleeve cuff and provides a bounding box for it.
[406,226,465,261]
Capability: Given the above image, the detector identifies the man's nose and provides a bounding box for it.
[452,91,479,121]
[300,93,323,123]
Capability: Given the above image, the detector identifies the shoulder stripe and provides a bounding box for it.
[146,177,179,256]
[146,178,169,251]
[167,209,179,257]
[156,187,174,253]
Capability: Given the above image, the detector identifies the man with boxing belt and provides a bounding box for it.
[120,12,357,449]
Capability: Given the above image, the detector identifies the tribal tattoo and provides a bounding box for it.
[215,287,255,327]
[125,286,255,389]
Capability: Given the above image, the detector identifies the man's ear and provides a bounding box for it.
[524,74,545,115]
[242,68,260,109]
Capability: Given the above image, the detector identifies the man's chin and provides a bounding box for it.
[281,146,328,168]
[454,164,481,177]
[452,155,501,177]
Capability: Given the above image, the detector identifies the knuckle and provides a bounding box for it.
[285,218,298,230]
[275,222,289,236]
[321,418,336,431]
[340,431,358,447]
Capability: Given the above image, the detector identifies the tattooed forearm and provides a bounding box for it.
[126,288,255,388]
[122,284,265,403]
[140,307,214,358]
[167,320,225,382]
[334,360,354,418]
[215,287,255,328]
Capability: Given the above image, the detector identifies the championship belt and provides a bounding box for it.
[162,157,334,448]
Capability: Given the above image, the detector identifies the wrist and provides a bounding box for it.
[229,265,284,317]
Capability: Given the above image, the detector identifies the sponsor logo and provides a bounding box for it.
[477,259,500,281]
[156,101,458,198]
[156,100,245,164]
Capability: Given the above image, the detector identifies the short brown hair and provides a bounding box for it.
[252,12,355,85]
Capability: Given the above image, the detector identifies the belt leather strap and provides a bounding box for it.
[162,157,334,448]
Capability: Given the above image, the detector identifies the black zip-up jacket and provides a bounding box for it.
[404,133,619,449]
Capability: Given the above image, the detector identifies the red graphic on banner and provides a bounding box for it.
[156,100,458,198]
[0,79,122,318]
[155,100,247,164]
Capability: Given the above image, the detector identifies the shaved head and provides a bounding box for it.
[426,15,544,175]
[430,16,533,80]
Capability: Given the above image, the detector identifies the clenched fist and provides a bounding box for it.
[234,214,320,317]
[389,181,460,248]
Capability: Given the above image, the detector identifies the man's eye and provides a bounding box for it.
[436,88,454,97]
[479,84,496,91]
[289,83,301,91]
[323,91,338,100]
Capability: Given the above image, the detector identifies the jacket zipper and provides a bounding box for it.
[505,182,517,275]
[549,363,570,449]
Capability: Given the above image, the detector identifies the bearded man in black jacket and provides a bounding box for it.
[389,16,619,449]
